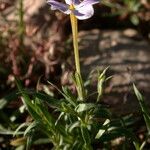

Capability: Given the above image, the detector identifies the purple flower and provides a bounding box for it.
[47,0,99,20]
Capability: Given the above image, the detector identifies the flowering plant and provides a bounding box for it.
[47,0,99,101]
[11,0,147,149]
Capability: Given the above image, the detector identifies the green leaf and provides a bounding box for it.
[62,86,77,107]
[130,15,139,26]
[97,67,109,102]
[75,103,95,113]
[24,121,38,136]
[26,135,33,150]
[36,103,55,129]
[0,91,18,109]
[15,78,41,120]
[55,112,64,126]
[61,102,78,116]
[140,141,146,150]
[133,84,150,134]
[72,72,86,101]
[33,138,50,145]
[15,145,25,150]
[81,126,91,146]
[33,92,61,108]
[68,121,80,133]
[95,119,110,139]
[0,125,24,135]
[13,122,30,137]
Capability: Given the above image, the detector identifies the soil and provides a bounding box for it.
[78,29,150,114]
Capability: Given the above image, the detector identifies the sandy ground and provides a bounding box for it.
[78,29,150,114]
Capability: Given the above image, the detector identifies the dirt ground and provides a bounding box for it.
[78,29,150,114]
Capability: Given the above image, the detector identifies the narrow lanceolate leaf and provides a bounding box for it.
[0,91,18,109]
[97,67,109,102]
[75,103,95,113]
[62,86,77,107]
[61,102,78,116]
[26,133,34,150]
[133,84,150,134]
[15,78,40,120]
[33,92,61,108]
[95,119,110,139]
[68,121,80,133]
[72,72,86,101]
[24,121,39,136]
[13,122,31,137]
[0,125,23,135]
[81,125,91,146]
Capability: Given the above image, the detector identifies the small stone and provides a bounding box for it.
[123,28,138,37]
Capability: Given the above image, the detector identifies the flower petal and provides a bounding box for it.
[65,0,72,5]
[47,0,70,14]
[74,5,94,20]
[77,0,99,8]
[73,0,80,5]
[65,0,80,6]
[73,10,85,17]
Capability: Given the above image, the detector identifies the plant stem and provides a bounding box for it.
[70,14,81,75]
[19,0,25,46]
[70,14,86,100]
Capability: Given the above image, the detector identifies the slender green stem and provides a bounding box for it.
[70,14,81,75]
[70,14,86,100]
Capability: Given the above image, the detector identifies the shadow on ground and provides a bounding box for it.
[79,29,150,114]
